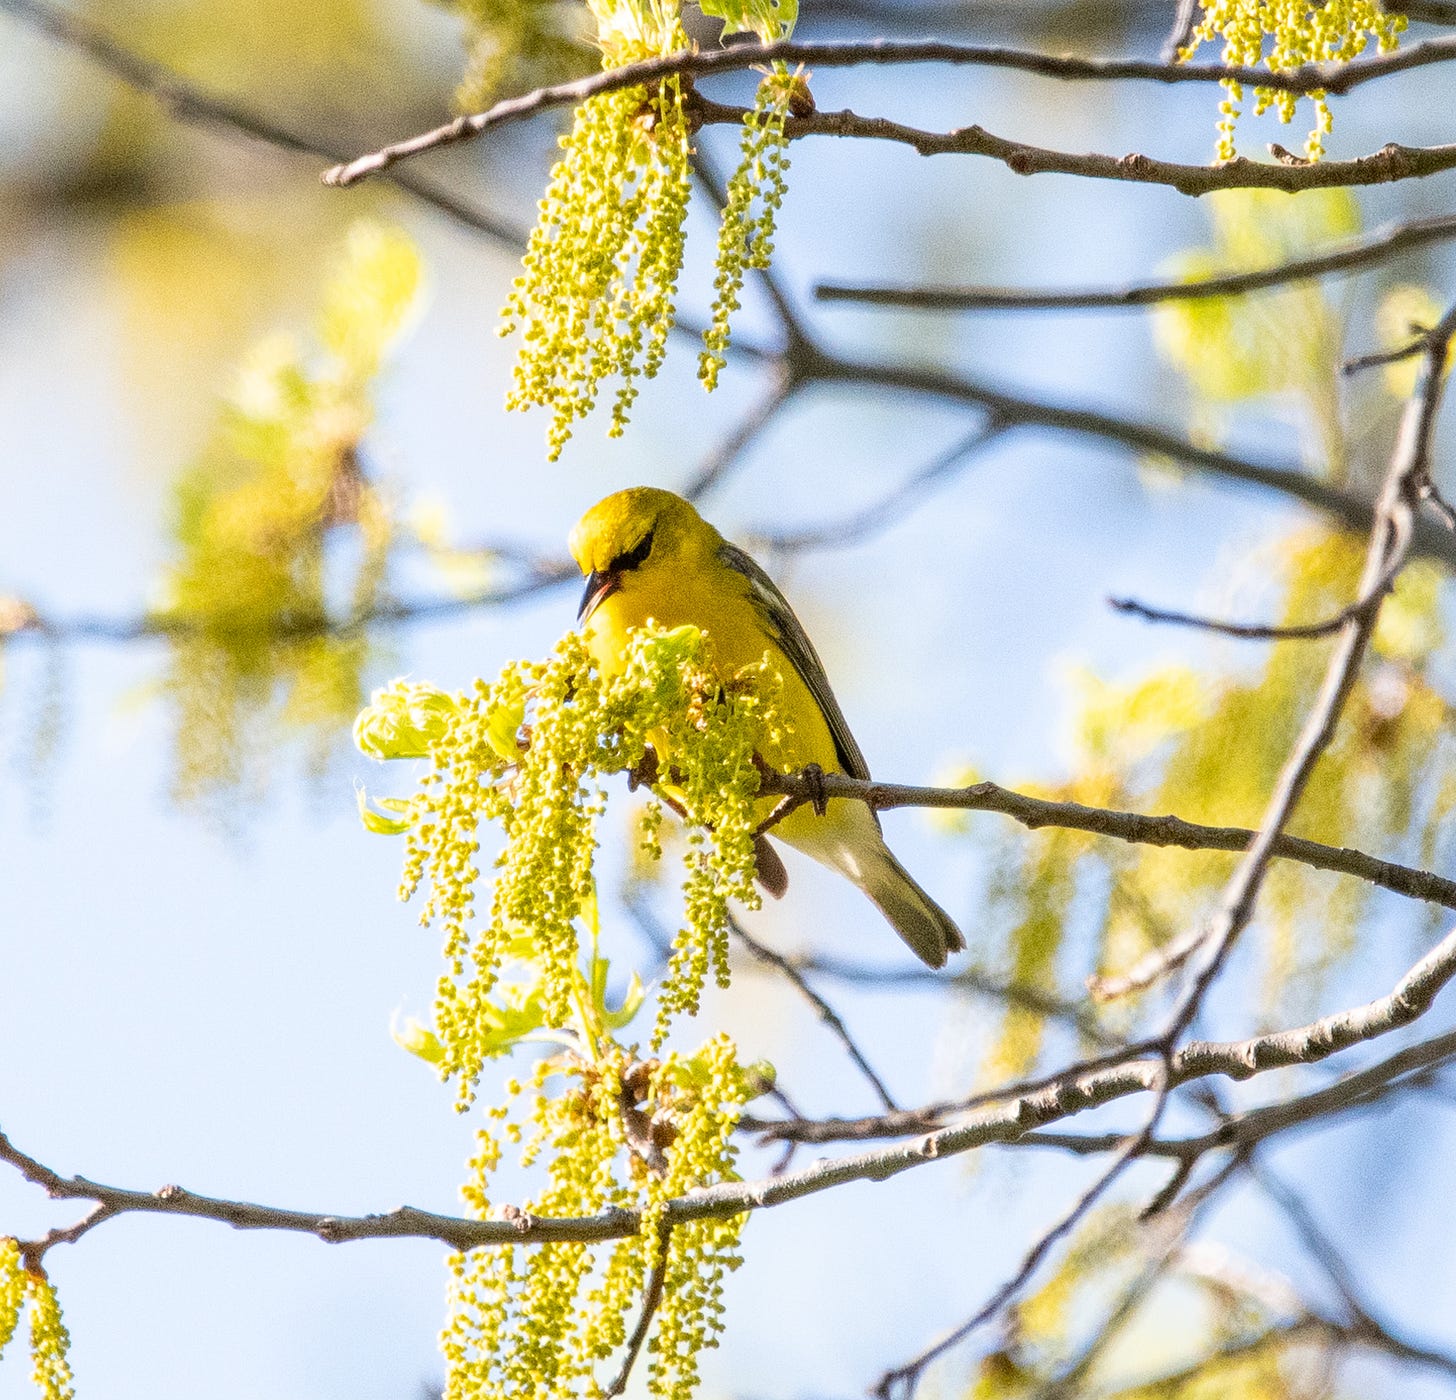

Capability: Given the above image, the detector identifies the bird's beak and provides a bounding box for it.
[577,569,620,624]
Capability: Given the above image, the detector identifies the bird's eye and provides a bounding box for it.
[611,529,655,574]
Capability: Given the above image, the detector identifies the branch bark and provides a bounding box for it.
[320,36,1456,189]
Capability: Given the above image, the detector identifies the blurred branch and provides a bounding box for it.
[813,211,1456,312]
[754,420,1010,552]
[778,951,1120,1046]
[755,771,1456,912]
[6,918,1456,1255]
[1108,593,1365,641]
[0,0,527,247]
[1388,0,1456,22]
[680,368,796,502]
[321,35,1456,188]
[1254,1164,1456,1382]
[805,348,1456,572]
[1,565,577,647]
[729,914,901,1111]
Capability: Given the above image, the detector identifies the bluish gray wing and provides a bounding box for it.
[718,541,872,782]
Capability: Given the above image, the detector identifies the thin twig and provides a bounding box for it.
[1343,328,1445,375]
[813,212,1456,313]
[604,1223,673,1398]
[729,914,901,1112]
[1108,592,1371,641]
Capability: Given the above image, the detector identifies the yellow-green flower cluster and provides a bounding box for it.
[441,1034,753,1400]
[1182,0,1404,160]
[500,0,805,457]
[700,70,797,392]
[356,623,782,1093]
[499,0,694,462]
[0,1244,76,1400]
[159,222,421,806]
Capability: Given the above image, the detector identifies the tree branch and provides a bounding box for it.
[9,914,1450,1252]
[320,35,1456,188]
[754,771,1456,912]
[742,917,1456,1145]
[813,211,1456,313]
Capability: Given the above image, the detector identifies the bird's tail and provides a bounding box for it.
[852,840,965,970]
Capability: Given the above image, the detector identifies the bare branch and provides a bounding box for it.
[814,212,1456,313]
[1155,303,1456,1028]
[604,1223,673,1398]
[1107,593,1371,641]
[1021,1027,1456,1161]
[743,917,1456,1146]
[1253,1164,1456,1382]
[6,916,1456,1250]
[320,36,1456,188]
[759,111,1456,197]
[755,771,1456,913]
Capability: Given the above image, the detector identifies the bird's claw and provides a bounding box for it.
[803,763,828,817]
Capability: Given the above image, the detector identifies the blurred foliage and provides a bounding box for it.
[1180,0,1405,160]
[947,190,1456,1075]
[431,0,594,108]
[155,221,421,807]
[1154,188,1358,476]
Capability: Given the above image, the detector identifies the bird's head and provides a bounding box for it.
[568,487,716,624]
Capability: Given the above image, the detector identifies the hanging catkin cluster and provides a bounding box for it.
[355,623,787,1086]
[499,0,802,456]
[356,624,783,1399]
[1181,0,1404,159]
[0,1242,75,1400]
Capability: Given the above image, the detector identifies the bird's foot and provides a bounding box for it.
[802,762,828,817]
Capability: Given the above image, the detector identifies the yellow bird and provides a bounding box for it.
[569,486,964,969]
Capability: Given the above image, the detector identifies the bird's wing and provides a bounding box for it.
[718,541,872,782]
